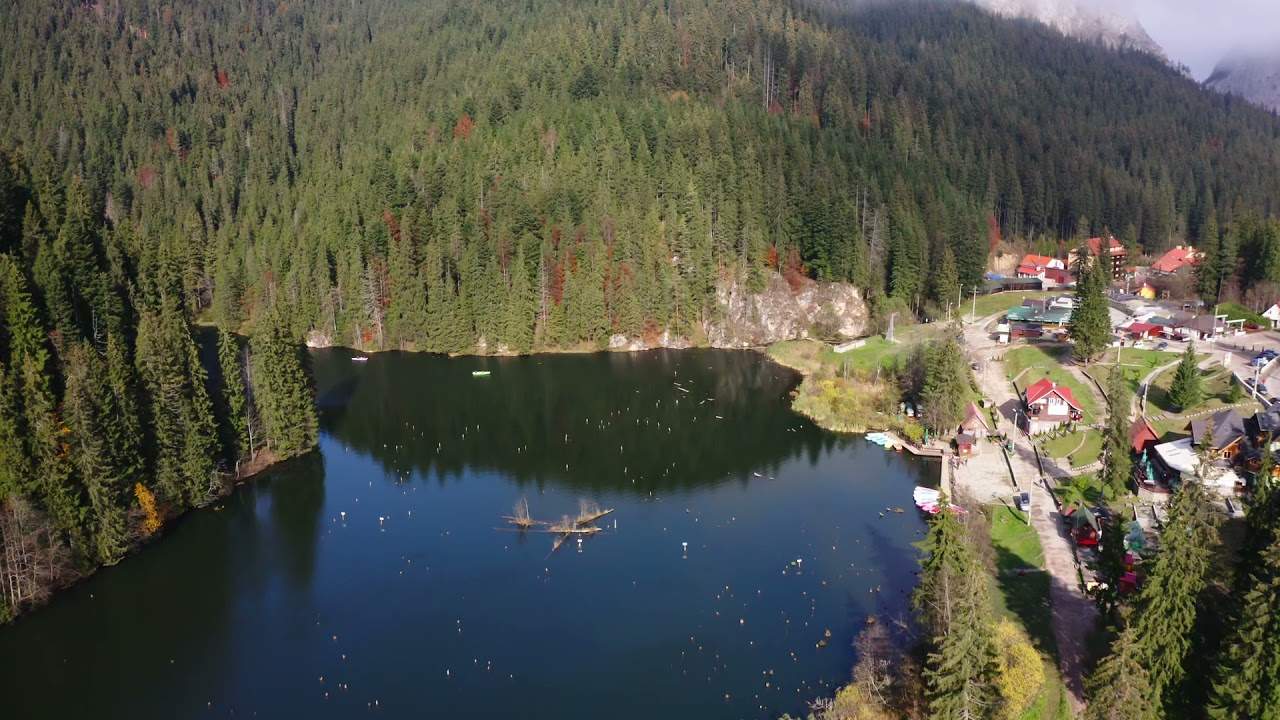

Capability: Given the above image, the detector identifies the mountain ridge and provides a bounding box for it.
[1206,50,1280,113]
[969,0,1164,57]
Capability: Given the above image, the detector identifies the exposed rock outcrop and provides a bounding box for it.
[1206,51,1280,113]
[306,272,870,353]
[970,0,1164,57]
[707,273,870,348]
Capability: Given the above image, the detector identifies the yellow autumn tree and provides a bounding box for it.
[994,618,1045,719]
[134,482,162,536]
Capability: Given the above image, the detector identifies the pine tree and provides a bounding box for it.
[1206,538,1280,719]
[217,328,250,462]
[1100,366,1132,497]
[1126,474,1218,705]
[930,244,960,318]
[919,337,970,434]
[61,343,129,565]
[1070,249,1110,362]
[1085,627,1160,720]
[914,506,1001,718]
[1197,208,1221,303]
[501,248,535,353]
[1167,343,1203,412]
[135,300,220,506]
[250,312,318,460]
[0,360,31,500]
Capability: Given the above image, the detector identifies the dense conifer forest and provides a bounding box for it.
[2,0,1280,627]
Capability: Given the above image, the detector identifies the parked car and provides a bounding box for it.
[1156,341,1169,350]
[1015,491,1032,512]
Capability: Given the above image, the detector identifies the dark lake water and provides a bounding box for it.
[0,349,933,719]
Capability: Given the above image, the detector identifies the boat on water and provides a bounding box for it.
[351,356,369,363]
[865,432,899,450]
[472,370,492,377]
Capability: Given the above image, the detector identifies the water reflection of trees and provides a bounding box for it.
[312,348,852,495]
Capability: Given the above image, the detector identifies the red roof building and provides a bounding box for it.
[1070,235,1127,280]
[1126,322,1161,339]
[1015,254,1065,280]
[1130,417,1160,454]
[1043,267,1075,287]
[1023,378,1084,434]
[1151,245,1200,274]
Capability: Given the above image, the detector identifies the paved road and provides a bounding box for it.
[959,313,1097,714]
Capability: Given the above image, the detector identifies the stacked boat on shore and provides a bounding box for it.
[913,487,966,515]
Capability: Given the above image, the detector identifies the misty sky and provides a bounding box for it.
[1130,0,1279,79]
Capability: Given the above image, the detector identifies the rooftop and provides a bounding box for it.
[1025,378,1083,411]
[1190,409,1247,449]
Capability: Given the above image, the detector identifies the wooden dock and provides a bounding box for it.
[881,431,945,459]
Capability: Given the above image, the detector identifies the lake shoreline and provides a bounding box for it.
[0,447,311,625]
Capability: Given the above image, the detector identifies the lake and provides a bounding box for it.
[0,348,933,719]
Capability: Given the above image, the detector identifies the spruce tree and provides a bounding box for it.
[914,506,1001,718]
[1085,627,1160,720]
[1120,475,1217,706]
[1167,343,1203,412]
[1100,366,1133,497]
[1206,539,1280,719]
[0,360,31,500]
[61,343,129,564]
[1196,209,1221,303]
[217,328,250,462]
[919,337,970,435]
[135,300,220,506]
[250,313,318,460]
[1070,249,1111,362]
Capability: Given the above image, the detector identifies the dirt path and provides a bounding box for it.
[960,313,1098,714]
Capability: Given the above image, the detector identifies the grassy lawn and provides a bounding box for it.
[968,291,1057,321]
[768,322,955,376]
[1146,364,1259,430]
[1218,301,1267,327]
[988,504,1070,720]
[1003,345,1101,419]
[1094,347,1188,396]
[1040,428,1104,467]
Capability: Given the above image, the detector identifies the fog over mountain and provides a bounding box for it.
[970,0,1164,56]
[1206,50,1280,112]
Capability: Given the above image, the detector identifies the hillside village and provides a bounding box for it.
[779,233,1280,712]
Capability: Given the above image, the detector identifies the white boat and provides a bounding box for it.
[351,356,369,363]
[472,370,492,377]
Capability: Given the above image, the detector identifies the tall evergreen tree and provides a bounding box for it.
[1070,249,1110,362]
[1090,472,1219,710]
[1100,366,1133,497]
[914,505,1001,718]
[217,328,250,463]
[1206,538,1280,719]
[1167,343,1203,412]
[250,313,318,460]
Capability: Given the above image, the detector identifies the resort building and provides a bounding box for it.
[1022,378,1084,434]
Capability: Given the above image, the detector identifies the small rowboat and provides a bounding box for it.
[472,370,492,377]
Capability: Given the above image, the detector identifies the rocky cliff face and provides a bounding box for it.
[970,0,1164,57]
[706,273,870,349]
[1206,52,1280,113]
[310,272,871,353]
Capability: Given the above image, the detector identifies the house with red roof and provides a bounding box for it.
[1022,378,1084,434]
[1151,245,1201,275]
[1125,322,1161,340]
[1015,254,1067,282]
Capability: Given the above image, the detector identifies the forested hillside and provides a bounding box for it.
[0,175,317,621]
[3,0,1280,619]
[4,0,1280,353]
